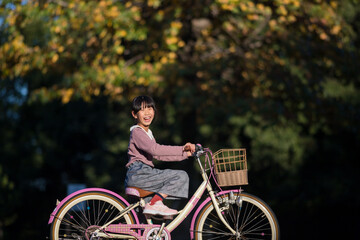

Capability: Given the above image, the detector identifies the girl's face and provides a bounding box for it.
[132,102,155,130]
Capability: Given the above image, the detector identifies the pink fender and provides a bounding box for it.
[48,188,139,225]
[189,189,240,239]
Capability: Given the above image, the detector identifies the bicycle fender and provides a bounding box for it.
[47,187,139,224]
[189,189,240,240]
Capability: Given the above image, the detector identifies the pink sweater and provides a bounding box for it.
[127,125,188,168]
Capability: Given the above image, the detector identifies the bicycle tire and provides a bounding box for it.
[50,191,136,240]
[194,192,280,240]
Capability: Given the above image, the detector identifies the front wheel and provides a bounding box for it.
[50,191,136,240]
[194,192,280,240]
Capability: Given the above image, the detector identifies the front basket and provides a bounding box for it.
[213,149,248,186]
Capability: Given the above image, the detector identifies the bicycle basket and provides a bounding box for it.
[213,149,248,186]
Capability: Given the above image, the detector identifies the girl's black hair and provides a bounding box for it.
[131,95,156,114]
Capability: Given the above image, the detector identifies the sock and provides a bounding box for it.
[149,193,164,205]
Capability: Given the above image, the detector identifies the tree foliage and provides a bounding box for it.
[1,0,360,239]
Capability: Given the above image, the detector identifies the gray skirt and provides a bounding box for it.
[125,161,189,199]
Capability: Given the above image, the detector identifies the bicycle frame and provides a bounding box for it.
[99,151,237,239]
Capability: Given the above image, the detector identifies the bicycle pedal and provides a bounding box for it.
[162,215,174,220]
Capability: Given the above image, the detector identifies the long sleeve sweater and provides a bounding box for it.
[126,125,188,168]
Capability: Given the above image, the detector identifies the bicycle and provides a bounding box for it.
[48,145,280,239]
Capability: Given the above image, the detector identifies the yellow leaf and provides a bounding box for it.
[116,46,124,54]
[166,36,178,45]
[269,19,277,29]
[293,0,300,8]
[54,26,61,33]
[229,46,236,53]
[196,71,204,78]
[330,1,337,9]
[248,1,255,8]
[247,14,259,20]
[119,30,127,37]
[171,21,182,29]
[103,56,110,63]
[331,25,341,35]
[94,88,100,96]
[178,41,185,47]
[58,46,65,53]
[148,0,161,8]
[200,83,208,90]
[86,37,97,47]
[288,15,296,23]
[3,43,10,52]
[278,16,286,23]
[94,13,104,23]
[137,77,145,84]
[131,6,140,13]
[8,14,17,26]
[52,53,59,63]
[241,71,249,79]
[240,3,247,11]
[160,56,168,64]
[245,52,252,59]
[62,89,74,104]
[67,38,74,45]
[320,32,328,40]
[99,29,107,39]
[256,3,265,11]
[99,1,107,8]
[108,6,119,18]
[168,52,177,59]
[278,5,288,16]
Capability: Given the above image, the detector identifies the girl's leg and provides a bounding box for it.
[126,162,189,199]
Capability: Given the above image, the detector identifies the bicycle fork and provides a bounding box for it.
[208,190,238,235]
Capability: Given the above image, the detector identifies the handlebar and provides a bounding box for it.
[191,145,224,191]
[193,144,205,158]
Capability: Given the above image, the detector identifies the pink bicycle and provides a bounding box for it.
[48,146,280,239]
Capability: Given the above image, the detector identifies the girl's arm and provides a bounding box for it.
[132,128,188,161]
[154,154,188,161]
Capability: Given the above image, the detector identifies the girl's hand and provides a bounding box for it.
[183,142,195,156]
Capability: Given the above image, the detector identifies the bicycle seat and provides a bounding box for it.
[125,187,154,198]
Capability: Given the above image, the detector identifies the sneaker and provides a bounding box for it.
[143,201,178,216]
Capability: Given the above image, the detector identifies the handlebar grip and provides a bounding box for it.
[193,144,204,157]
[195,144,203,152]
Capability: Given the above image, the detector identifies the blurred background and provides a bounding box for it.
[0,0,359,239]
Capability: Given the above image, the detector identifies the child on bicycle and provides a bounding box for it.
[125,95,195,216]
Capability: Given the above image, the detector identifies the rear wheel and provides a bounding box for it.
[50,191,136,240]
[194,192,279,240]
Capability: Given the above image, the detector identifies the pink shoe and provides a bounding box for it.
[143,201,178,216]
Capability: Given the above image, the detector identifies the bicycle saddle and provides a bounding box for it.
[125,187,154,198]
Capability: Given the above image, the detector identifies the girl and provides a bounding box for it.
[125,96,195,216]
